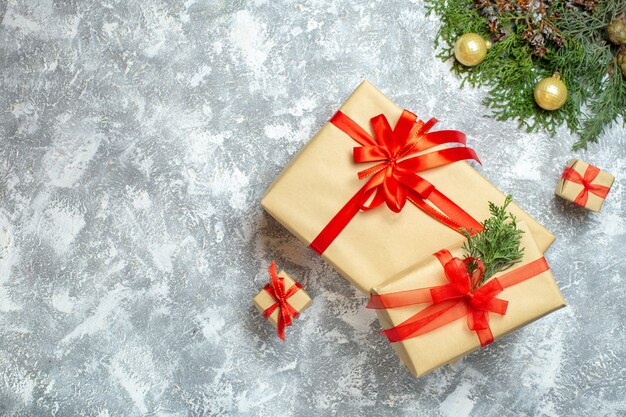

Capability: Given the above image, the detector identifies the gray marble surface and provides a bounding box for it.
[0,1,625,416]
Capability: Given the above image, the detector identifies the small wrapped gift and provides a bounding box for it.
[253,261,312,340]
[555,159,614,212]
[368,221,566,377]
[262,81,555,293]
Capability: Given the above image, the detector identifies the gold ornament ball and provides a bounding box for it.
[534,75,568,111]
[454,33,491,67]
[606,18,626,45]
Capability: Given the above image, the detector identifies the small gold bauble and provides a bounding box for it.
[534,74,568,111]
[454,33,491,67]
[606,18,626,45]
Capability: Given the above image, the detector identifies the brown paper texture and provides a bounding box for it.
[371,223,566,377]
[262,80,556,293]
[253,270,312,328]
[555,159,614,212]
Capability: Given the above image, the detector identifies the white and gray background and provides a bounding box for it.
[0,1,624,416]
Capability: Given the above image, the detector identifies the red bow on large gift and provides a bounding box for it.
[310,110,484,254]
[262,261,302,341]
[561,164,610,208]
[367,249,550,347]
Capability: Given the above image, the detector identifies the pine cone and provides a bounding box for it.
[521,27,535,42]
[607,19,626,46]
[617,50,626,77]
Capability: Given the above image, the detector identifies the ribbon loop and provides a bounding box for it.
[353,146,390,164]
[371,114,396,152]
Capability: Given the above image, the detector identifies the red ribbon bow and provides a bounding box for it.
[310,110,484,254]
[367,250,550,347]
[562,165,610,207]
[263,261,302,341]
[428,253,508,346]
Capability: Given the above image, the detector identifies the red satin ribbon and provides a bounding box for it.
[367,250,550,347]
[562,165,610,207]
[263,261,302,341]
[309,110,483,254]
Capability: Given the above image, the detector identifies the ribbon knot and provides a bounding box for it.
[562,165,610,208]
[262,261,302,341]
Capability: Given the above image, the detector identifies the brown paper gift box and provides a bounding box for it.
[555,159,614,212]
[262,80,555,294]
[253,270,312,329]
[371,223,566,377]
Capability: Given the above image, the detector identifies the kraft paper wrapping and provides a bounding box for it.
[253,270,312,328]
[262,81,555,293]
[371,223,566,377]
[555,159,614,212]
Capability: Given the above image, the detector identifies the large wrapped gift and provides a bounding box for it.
[368,223,566,377]
[262,81,555,293]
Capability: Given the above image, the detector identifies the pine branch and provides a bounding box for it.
[426,0,626,150]
[462,195,524,283]
[575,59,626,149]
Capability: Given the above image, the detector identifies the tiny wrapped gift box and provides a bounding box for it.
[253,263,312,340]
[555,159,614,212]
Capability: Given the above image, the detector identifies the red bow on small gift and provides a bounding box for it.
[562,164,610,207]
[262,261,302,341]
[368,249,550,347]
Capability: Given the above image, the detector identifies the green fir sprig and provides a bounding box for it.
[462,195,524,284]
[426,0,626,150]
